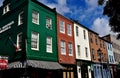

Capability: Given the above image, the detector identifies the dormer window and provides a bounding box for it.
[3,4,10,14]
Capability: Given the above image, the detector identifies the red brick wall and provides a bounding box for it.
[57,14,76,64]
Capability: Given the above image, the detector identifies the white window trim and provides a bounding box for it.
[85,47,88,57]
[31,32,39,51]
[32,11,39,25]
[17,32,22,51]
[18,11,24,26]
[60,20,65,34]
[3,3,10,14]
[67,24,72,36]
[68,43,73,56]
[60,40,66,55]
[46,17,52,29]
[46,37,52,53]
[77,45,80,56]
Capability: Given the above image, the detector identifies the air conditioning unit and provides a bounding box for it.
[46,24,51,29]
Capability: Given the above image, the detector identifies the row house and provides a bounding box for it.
[105,40,115,78]
[74,21,92,78]
[57,14,77,78]
[0,0,64,78]
[88,30,110,78]
[103,34,120,78]
[0,0,117,78]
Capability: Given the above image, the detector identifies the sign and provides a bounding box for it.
[0,21,14,33]
[0,56,8,70]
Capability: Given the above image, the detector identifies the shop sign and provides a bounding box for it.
[0,56,8,70]
[0,21,14,33]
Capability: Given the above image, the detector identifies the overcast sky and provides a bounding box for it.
[0,0,113,36]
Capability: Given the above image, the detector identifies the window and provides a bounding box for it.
[18,11,24,25]
[85,47,88,57]
[68,43,73,56]
[90,32,93,43]
[3,4,10,14]
[60,40,66,55]
[17,33,22,51]
[46,37,52,53]
[95,36,98,45]
[31,32,39,50]
[91,49,95,60]
[67,24,72,36]
[100,40,102,48]
[77,45,80,56]
[83,30,86,39]
[32,10,39,24]
[60,20,65,33]
[46,17,52,29]
[76,26,79,36]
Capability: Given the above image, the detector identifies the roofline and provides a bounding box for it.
[31,0,56,13]
[73,20,99,35]
[57,13,74,23]
[102,34,111,38]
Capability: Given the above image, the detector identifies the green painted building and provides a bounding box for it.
[0,0,64,77]
[0,0,58,64]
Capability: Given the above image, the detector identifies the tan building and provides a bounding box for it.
[88,30,108,63]
[88,30,109,78]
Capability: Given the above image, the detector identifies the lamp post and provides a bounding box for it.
[97,49,103,78]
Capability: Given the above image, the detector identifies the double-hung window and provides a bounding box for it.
[46,37,52,53]
[76,26,79,36]
[32,10,39,24]
[68,43,73,56]
[67,24,72,36]
[31,32,39,50]
[18,11,24,25]
[60,20,65,33]
[46,17,52,29]
[85,47,88,57]
[77,45,80,56]
[60,40,66,55]
[17,33,22,51]
[83,30,86,39]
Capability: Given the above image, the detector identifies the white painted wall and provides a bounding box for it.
[74,23,91,61]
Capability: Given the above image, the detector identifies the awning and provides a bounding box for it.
[8,60,64,70]
[8,61,23,69]
[27,60,64,70]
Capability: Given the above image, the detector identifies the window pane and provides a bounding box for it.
[85,47,88,57]
[31,32,39,50]
[60,40,66,55]
[46,37,52,53]
[17,33,22,51]
[18,11,24,25]
[77,45,80,56]
[67,24,72,36]
[83,30,86,39]
[32,11,39,24]
[46,17,52,29]
[76,26,79,36]
[60,20,65,33]
[68,43,73,56]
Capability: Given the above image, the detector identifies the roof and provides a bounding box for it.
[31,0,56,13]
[73,20,99,35]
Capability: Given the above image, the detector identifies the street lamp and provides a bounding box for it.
[97,49,103,78]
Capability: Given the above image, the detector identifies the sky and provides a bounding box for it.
[0,0,113,36]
